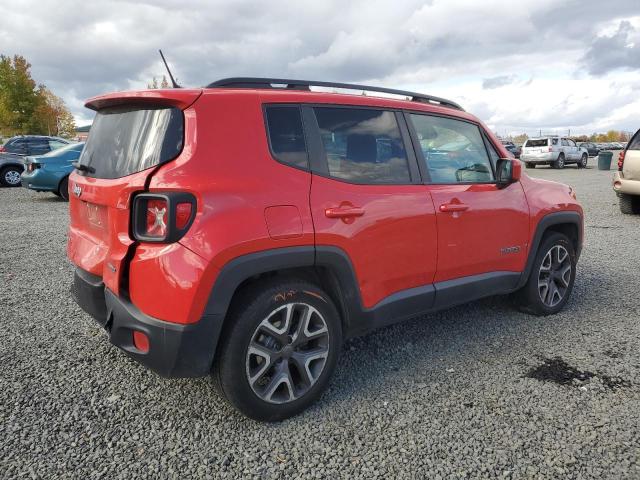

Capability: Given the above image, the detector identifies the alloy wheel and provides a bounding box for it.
[4,169,21,185]
[245,302,330,404]
[538,245,572,307]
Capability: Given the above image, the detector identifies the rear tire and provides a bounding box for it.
[577,154,588,169]
[553,155,565,169]
[0,166,22,187]
[525,162,535,169]
[515,232,576,316]
[214,279,343,421]
[58,176,69,201]
[619,194,640,215]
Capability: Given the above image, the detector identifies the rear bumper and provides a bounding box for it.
[613,171,640,196]
[520,152,554,163]
[21,169,59,192]
[72,268,222,377]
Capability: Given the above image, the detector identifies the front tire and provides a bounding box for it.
[515,232,576,316]
[214,280,343,421]
[0,166,22,187]
[553,154,565,169]
[619,194,640,215]
[578,154,588,169]
[58,176,69,201]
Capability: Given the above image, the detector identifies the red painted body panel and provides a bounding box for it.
[429,182,530,282]
[310,176,438,308]
[67,86,583,327]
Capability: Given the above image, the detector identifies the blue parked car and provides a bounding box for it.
[21,142,85,201]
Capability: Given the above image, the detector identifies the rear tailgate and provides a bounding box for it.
[67,89,202,295]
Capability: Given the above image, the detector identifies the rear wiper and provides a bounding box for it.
[72,162,95,174]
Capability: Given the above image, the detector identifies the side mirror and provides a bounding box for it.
[496,158,521,188]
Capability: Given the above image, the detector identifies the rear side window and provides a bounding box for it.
[265,106,308,169]
[628,130,640,150]
[29,139,50,155]
[313,107,411,184]
[525,139,548,147]
[409,114,494,183]
[79,106,183,179]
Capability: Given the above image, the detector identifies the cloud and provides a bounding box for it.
[0,0,638,134]
[482,75,518,89]
[582,20,640,75]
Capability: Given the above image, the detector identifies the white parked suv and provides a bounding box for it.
[520,137,589,169]
[612,128,640,214]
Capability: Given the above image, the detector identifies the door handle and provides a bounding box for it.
[439,203,469,213]
[325,206,365,219]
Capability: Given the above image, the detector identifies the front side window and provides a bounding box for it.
[313,107,411,184]
[265,106,308,169]
[409,114,494,183]
[48,140,67,150]
[561,139,569,146]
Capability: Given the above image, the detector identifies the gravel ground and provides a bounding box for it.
[1,163,639,479]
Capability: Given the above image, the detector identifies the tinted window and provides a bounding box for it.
[79,106,183,179]
[525,139,548,147]
[409,114,494,183]
[28,138,51,155]
[265,106,308,169]
[628,130,640,150]
[551,138,559,145]
[314,107,410,184]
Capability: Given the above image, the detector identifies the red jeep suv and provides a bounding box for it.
[69,78,583,421]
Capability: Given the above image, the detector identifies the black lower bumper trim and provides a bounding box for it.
[72,268,222,378]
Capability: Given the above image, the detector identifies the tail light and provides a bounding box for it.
[618,151,625,171]
[26,163,41,172]
[132,192,196,243]
[548,147,553,152]
[0,145,5,152]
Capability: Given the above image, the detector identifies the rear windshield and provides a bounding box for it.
[78,106,183,179]
[524,139,548,147]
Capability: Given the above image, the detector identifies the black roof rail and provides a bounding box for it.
[207,77,464,111]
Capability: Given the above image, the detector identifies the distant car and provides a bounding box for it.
[500,141,521,159]
[578,142,600,157]
[21,143,85,200]
[0,135,71,187]
[520,137,589,169]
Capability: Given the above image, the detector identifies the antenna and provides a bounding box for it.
[158,49,180,88]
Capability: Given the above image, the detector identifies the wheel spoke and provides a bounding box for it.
[247,343,273,385]
[263,363,295,403]
[291,348,328,386]
[559,264,572,287]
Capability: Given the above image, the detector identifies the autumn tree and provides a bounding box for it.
[0,54,75,138]
[0,54,40,135]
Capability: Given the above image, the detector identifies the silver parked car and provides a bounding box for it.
[520,137,589,169]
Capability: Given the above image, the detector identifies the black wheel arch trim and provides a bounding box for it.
[516,211,583,289]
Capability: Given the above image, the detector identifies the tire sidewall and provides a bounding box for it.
[217,281,342,421]
[58,176,69,201]
[580,154,588,168]
[556,155,565,169]
[525,233,576,315]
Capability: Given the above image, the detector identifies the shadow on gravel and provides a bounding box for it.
[525,356,631,390]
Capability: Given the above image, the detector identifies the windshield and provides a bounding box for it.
[525,139,548,147]
[78,106,183,179]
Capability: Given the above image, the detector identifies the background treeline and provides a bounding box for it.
[0,54,75,139]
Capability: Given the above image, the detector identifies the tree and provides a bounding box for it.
[0,54,75,138]
[31,86,76,138]
[0,54,40,135]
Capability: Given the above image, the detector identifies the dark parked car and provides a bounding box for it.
[500,141,521,159]
[0,135,70,187]
[578,142,600,157]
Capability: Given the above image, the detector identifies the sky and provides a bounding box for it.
[1,0,639,137]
